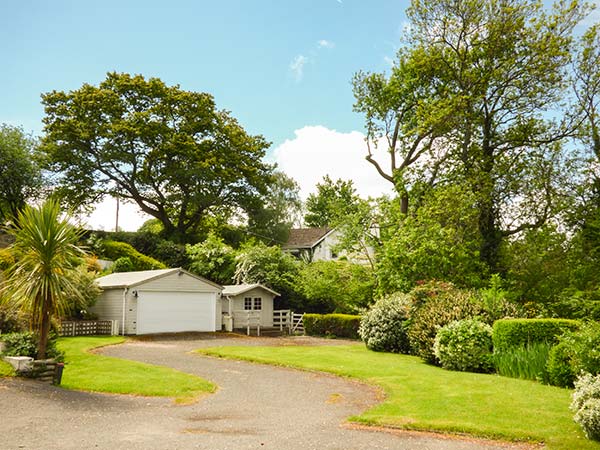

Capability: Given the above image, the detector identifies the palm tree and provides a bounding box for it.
[3,199,85,359]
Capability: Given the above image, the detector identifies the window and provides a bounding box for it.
[253,297,262,310]
[244,297,252,310]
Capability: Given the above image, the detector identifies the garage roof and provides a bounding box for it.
[222,284,280,297]
[96,268,223,290]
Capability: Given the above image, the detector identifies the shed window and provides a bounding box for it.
[244,297,252,310]
[253,297,262,310]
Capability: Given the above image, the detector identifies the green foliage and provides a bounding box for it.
[550,322,600,388]
[0,247,14,271]
[111,257,134,273]
[303,313,361,339]
[476,274,523,323]
[492,319,580,354]
[137,219,163,234]
[298,260,373,313]
[571,373,600,441]
[304,176,362,227]
[433,319,493,373]
[186,233,236,285]
[100,240,166,271]
[62,265,102,318]
[494,343,552,384]
[375,187,486,294]
[407,282,483,364]
[234,242,302,310]
[40,72,272,240]
[107,231,189,268]
[2,199,86,359]
[1,331,63,361]
[0,124,43,221]
[547,342,577,388]
[358,292,411,354]
[0,304,24,333]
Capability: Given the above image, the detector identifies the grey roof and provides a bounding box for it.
[95,268,223,290]
[222,284,280,297]
[283,227,334,249]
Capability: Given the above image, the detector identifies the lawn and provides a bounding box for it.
[199,344,600,450]
[58,336,214,402]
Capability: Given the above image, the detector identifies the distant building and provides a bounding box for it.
[282,227,340,262]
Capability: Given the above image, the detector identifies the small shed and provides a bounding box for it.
[221,284,280,329]
[91,268,223,335]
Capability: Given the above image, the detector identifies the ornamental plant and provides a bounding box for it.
[358,292,411,353]
[433,319,494,373]
[571,373,600,440]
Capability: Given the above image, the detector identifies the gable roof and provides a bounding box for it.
[95,268,223,290]
[222,284,280,297]
[283,227,334,250]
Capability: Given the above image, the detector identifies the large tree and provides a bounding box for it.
[0,124,42,221]
[304,176,363,227]
[41,72,273,241]
[355,0,587,272]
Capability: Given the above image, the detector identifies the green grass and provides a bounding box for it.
[58,336,214,402]
[0,359,16,377]
[198,344,600,450]
[493,342,552,383]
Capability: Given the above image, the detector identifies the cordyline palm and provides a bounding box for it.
[3,199,85,359]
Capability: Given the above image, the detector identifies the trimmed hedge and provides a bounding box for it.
[101,240,166,271]
[303,313,361,339]
[492,319,580,353]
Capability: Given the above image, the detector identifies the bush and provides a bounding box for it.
[494,342,552,383]
[492,319,580,353]
[358,293,411,353]
[408,284,483,364]
[548,322,600,387]
[0,247,14,271]
[101,240,166,271]
[112,257,134,273]
[0,332,63,361]
[303,313,361,339]
[0,304,25,333]
[433,319,493,373]
[571,373,600,441]
[547,341,576,388]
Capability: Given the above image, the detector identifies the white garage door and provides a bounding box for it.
[136,291,215,334]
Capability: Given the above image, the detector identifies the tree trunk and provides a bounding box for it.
[400,193,409,215]
[37,300,51,360]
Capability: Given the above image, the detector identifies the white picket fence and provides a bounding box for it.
[232,310,304,336]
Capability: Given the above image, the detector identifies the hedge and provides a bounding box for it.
[303,313,361,339]
[101,240,166,271]
[492,318,580,353]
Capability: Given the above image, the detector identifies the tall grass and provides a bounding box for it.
[493,342,552,383]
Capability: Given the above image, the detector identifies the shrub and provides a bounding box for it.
[101,240,166,271]
[303,314,361,339]
[492,318,580,353]
[112,257,134,273]
[408,285,483,364]
[571,373,600,441]
[0,247,14,271]
[0,332,63,361]
[494,342,552,383]
[433,319,493,373]
[547,341,576,387]
[0,304,25,333]
[358,293,411,354]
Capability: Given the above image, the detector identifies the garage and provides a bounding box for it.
[137,291,216,334]
[90,268,223,335]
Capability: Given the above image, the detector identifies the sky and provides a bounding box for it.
[2,1,599,230]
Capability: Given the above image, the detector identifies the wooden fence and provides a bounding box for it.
[59,320,118,337]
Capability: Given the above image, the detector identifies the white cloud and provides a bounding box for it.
[317,39,335,49]
[289,55,308,81]
[273,125,395,200]
[80,196,150,232]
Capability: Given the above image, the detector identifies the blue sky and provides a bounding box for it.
[2,0,406,146]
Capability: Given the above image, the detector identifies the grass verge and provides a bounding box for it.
[58,336,214,402]
[0,359,16,377]
[198,344,599,450]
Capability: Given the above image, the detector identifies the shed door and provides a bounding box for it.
[136,291,215,334]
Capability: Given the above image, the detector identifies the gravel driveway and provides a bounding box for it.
[1,334,534,450]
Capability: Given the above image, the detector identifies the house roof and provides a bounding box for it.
[283,227,333,250]
[222,284,280,297]
[95,268,223,290]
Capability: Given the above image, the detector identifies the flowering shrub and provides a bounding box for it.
[571,373,600,440]
[358,292,411,353]
[433,319,494,373]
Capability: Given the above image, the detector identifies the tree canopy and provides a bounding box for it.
[41,72,273,241]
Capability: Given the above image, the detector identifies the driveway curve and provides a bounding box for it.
[1,335,532,450]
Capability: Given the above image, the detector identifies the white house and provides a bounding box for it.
[282,227,339,262]
[221,284,280,329]
[90,268,223,335]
